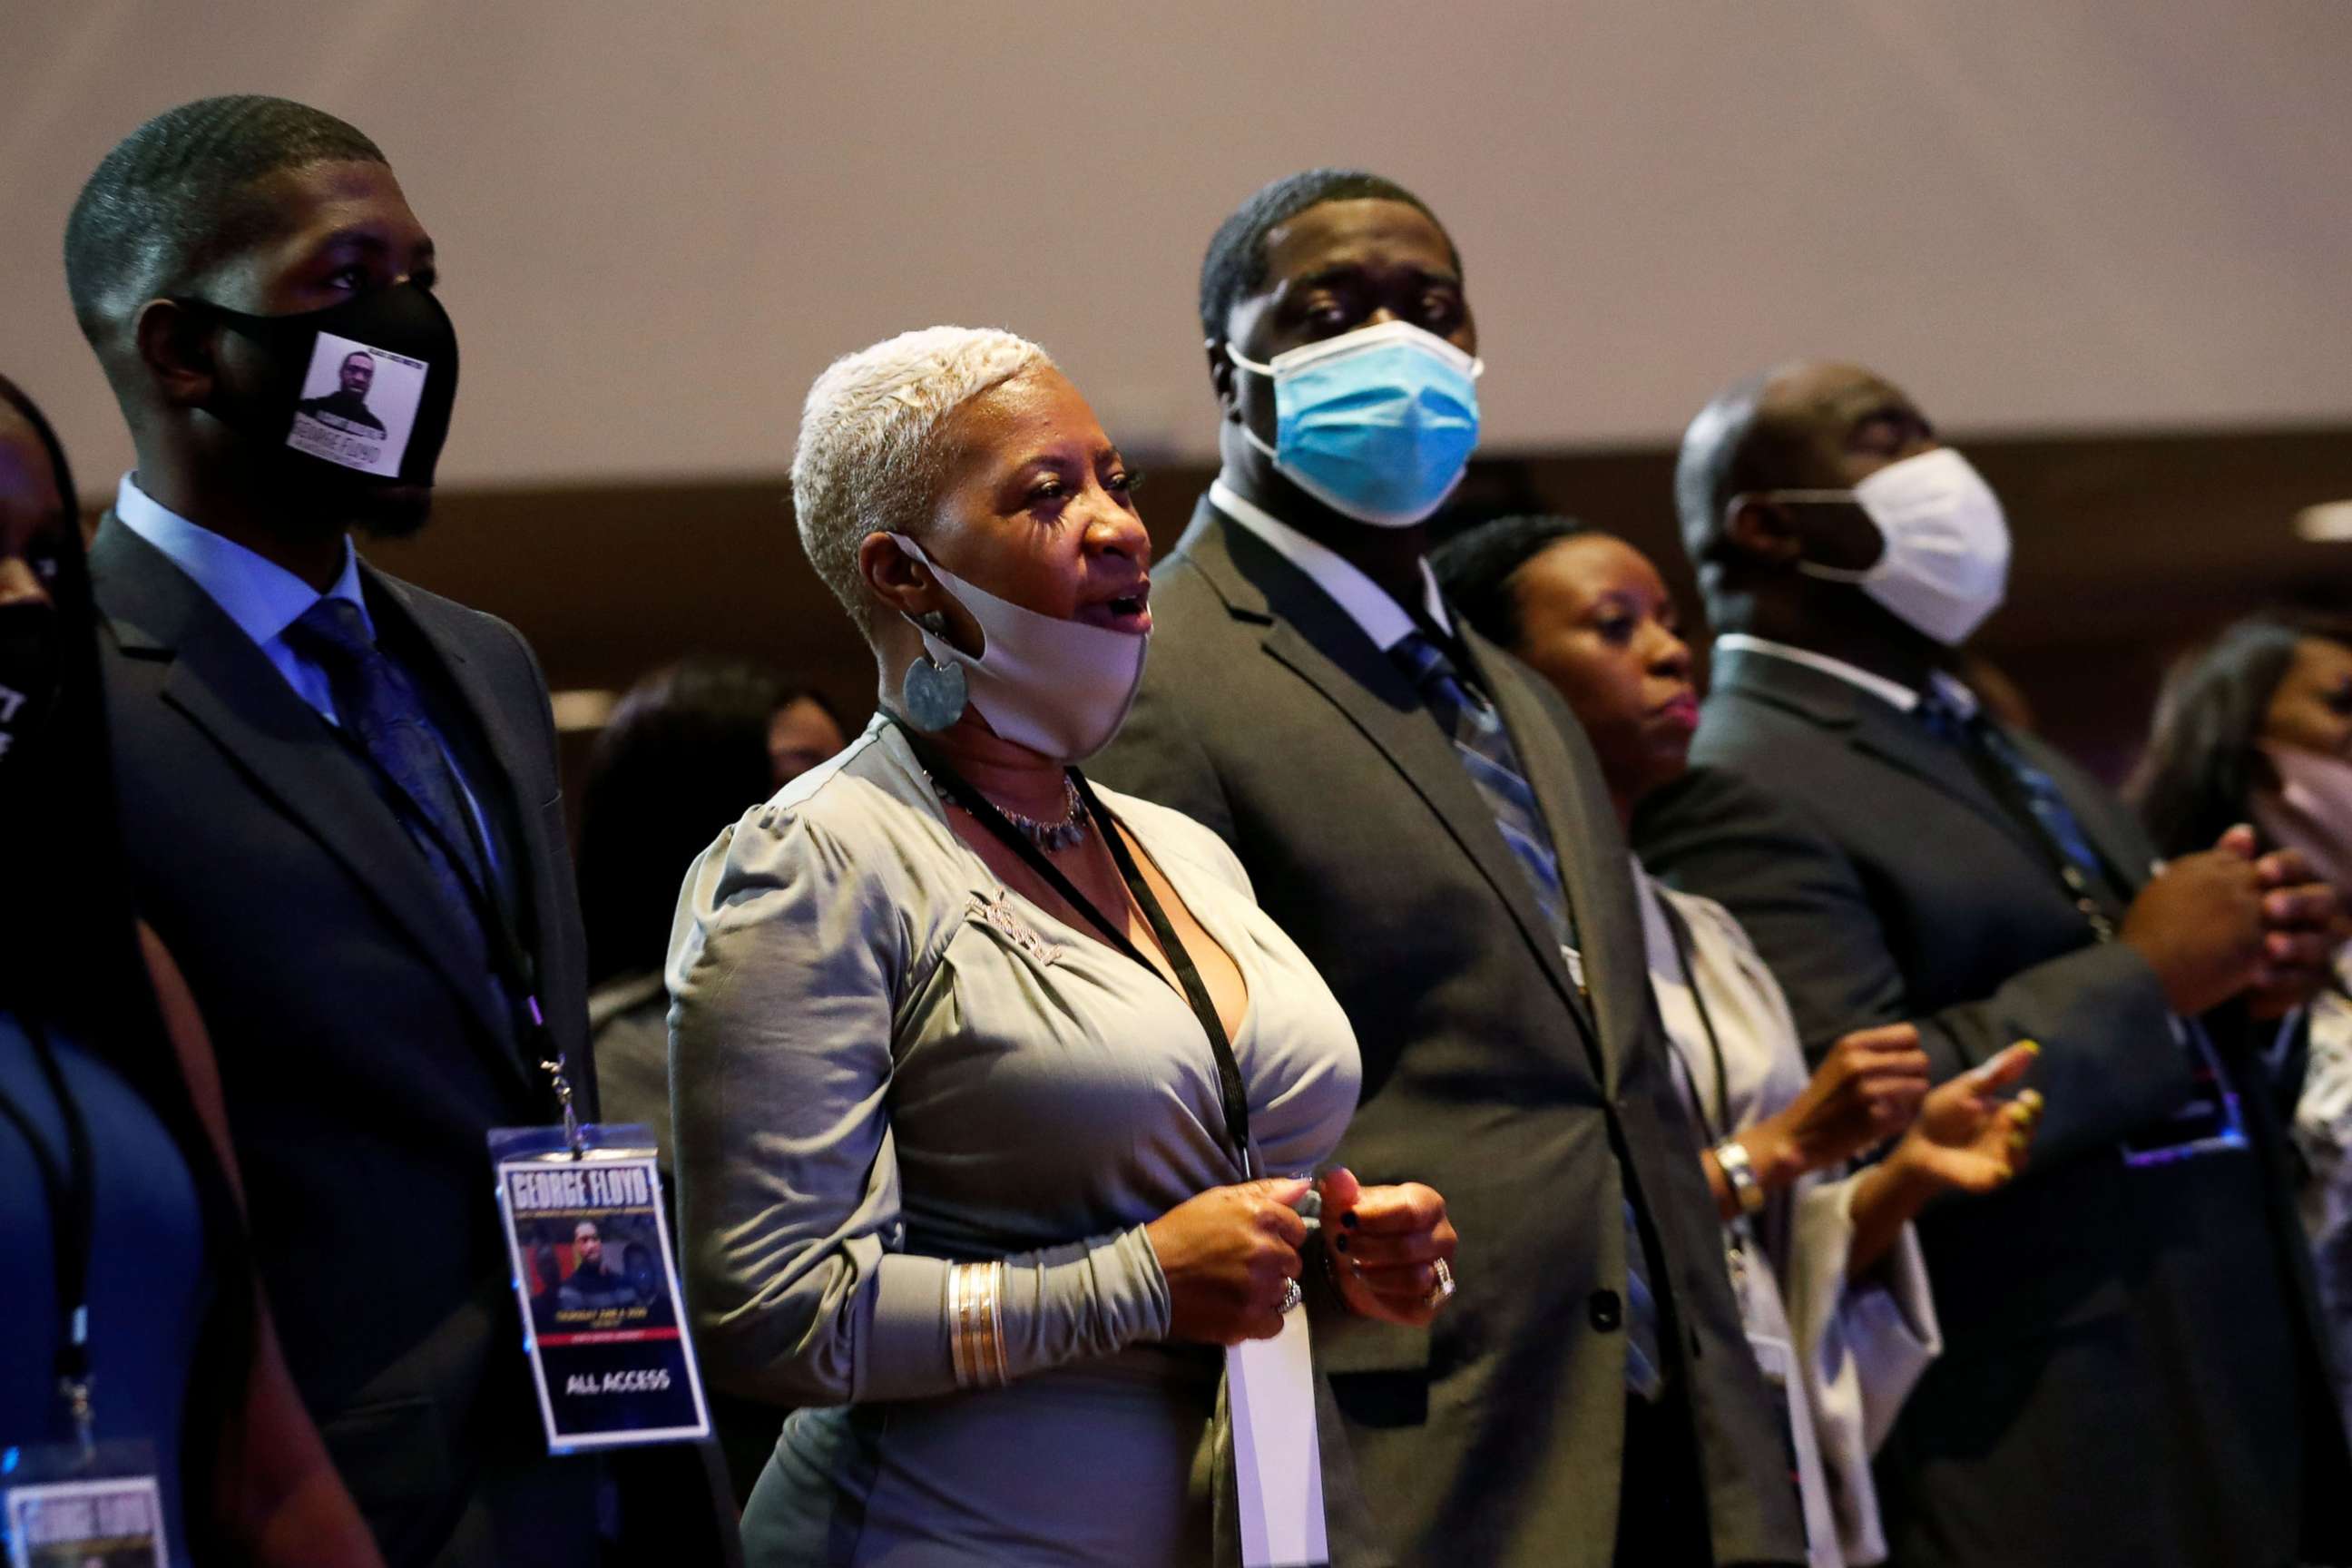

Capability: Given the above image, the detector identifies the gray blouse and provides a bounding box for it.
[666,716,1363,1409]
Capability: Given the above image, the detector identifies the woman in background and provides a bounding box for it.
[0,376,381,1565]
[2131,611,2352,1420]
[578,657,847,1151]
[1434,514,2042,1567]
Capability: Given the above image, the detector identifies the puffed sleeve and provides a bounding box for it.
[666,800,1171,1408]
[1782,1173,1942,1558]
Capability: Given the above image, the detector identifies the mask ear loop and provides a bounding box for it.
[887,534,973,732]
[1725,490,1881,583]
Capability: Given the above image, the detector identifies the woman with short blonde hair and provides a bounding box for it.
[671,327,1455,1564]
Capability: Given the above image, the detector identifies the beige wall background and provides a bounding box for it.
[5,0,2351,500]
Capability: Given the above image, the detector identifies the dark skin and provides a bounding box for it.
[0,408,65,611]
[1701,358,2338,1019]
[1208,197,1474,612]
[854,364,1456,1336]
[1502,531,2043,1259]
[112,159,439,592]
[1709,360,1943,690]
[2264,637,2352,761]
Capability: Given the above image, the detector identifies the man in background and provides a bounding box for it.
[1638,358,2351,1567]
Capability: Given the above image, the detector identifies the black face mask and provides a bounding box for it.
[178,281,460,493]
[0,598,59,779]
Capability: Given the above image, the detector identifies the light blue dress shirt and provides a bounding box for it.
[113,473,503,882]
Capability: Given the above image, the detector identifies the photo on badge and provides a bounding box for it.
[494,1142,712,1452]
[4,1473,166,1568]
[284,330,428,477]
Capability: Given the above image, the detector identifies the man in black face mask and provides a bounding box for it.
[1093,169,1806,1567]
[64,97,732,1567]
[1637,361,2352,1567]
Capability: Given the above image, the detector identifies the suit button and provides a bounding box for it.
[1588,1289,1622,1332]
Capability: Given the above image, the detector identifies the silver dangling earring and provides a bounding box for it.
[901,652,968,732]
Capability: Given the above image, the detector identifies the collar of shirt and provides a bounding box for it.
[114,472,371,723]
[1711,632,1977,720]
[1209,478,1454,652]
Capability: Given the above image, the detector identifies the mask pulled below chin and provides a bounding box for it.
[2254,742,2352,900]
[889,535,1148,763]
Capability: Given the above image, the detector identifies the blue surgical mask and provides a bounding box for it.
[1227,320,1482,528]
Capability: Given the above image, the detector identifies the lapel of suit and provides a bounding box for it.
[1181,505,1602,1047]
[1715,646,2047,864]
[1468,632,1629,1087]
[91,514,530,1091]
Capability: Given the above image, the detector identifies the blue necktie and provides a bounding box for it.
[1916,683,2124,927]
[287,598,496,978]
[1392,631,1665,1400]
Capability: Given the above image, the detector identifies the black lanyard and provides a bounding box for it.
[1654,887,1733,1147]
[318,715,581,1146]
[888,717,1254,1175]
[0,1020,100,1448]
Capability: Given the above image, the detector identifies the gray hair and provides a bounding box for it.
[790,325,1055,637]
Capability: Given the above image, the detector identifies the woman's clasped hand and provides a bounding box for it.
[1146,1170,1458,1344]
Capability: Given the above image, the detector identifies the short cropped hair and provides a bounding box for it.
[791,326,1054,637]
[64,95,385,343]
[1672,370,1776,572]
[1198,168,1457,344]
[1429,514,1591,654]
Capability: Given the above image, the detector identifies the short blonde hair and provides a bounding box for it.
[790,326,1054,636]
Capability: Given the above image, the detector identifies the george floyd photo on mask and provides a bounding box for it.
[285,331,428,477]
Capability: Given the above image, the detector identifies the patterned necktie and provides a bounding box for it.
[1916,683,2125,928]
[1391,630,1665,1399]
[286,598,496,973]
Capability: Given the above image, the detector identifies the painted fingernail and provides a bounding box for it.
[1340,1210,1359,1230]
[1335,1234,1352,1253]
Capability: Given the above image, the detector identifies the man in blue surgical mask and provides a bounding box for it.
[1092,170,1808,1568]
[1637,360,2352,1567]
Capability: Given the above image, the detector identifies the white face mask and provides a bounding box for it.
[1743,447,2012,646]
[2255,742,2352,900]
[888,534,1148,763]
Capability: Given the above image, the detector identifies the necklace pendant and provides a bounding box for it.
[902,655,968,732]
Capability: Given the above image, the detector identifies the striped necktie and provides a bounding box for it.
[1392,630,1665,1399]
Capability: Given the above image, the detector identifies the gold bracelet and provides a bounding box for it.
[985,1260,1010,1389]
[946,1262,973,1388]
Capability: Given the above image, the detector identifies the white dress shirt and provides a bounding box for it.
[1210,478,1454,652]
[1713,632,1980,721]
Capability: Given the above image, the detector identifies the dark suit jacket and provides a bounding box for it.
[91,516,731,1568]
[1637,645,2352,1568]
[1092,501,1807,1568]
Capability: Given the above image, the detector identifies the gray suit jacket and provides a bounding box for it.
[1092,500,1808,1568]
[1637,645,2352,1568]
[91,515,731,1568]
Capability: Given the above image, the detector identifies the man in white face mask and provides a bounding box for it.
[1637,360,2352,1568]
[1092,169,1809,1568]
